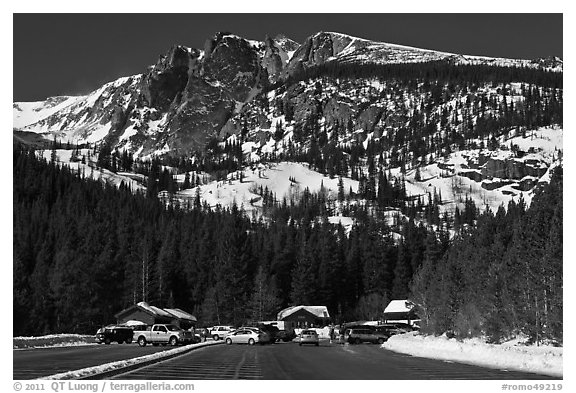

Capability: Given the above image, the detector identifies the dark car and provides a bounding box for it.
[194,327,210,342]
[375,323,417,336]
[96,325,134,344]
[257,324,281,343]
[345,328,389,344]
[276,328,297,342]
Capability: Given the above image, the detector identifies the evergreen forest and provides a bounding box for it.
[13,145,562,344]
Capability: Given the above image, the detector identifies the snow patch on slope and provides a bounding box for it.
[177,162,358,214]
[13,96,86,129]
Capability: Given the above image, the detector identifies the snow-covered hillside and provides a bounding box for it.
[286,31,563,73]
[14,75,142,144]
[37,148,146,192]
[397,127,563,214]
[13,96,85,129]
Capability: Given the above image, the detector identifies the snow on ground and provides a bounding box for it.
[398,127,562,215]
[382,332,562,377]
[505,127,563,159]
[42,341,222,380]
[37,149,146,192]
[13,96,85,129]
[13,334,96,349]
[177,162,359,214]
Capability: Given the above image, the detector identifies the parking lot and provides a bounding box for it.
[113,339,555,380]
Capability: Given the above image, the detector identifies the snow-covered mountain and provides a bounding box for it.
[283,32,562,76]
[13,31,562,156]
[14,30,563,223]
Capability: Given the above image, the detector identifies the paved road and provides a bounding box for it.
[13,343,175,379]
[115,340,557,380]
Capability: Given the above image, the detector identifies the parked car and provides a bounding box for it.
[298,329,319,346]
[345,328,389,344]
[210,326,235,341]
[194,327,210,342]
[277,328,297,342]
[256,323,281,343]
[95,325,134,344]
[256,321,297,342]
[134,324,194,347]
[224,328,270,345]
[375,323,416,336]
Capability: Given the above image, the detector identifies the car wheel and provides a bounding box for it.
[315,342,319,346]
[248,338,255,345]
[169,336,178,346]
[299,342,302,346]
[354,338,361,344]
[225,338,232,345]
[213,335,219,341]
[104,338,111,345]
[138,337,147,347]
[377,338,385,344]
[125,339,132,344]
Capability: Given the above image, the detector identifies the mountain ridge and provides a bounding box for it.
[13,30,562,162]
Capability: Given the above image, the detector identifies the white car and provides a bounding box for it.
[209,326,235,341]
[299,329,319,346]
[225,328,268,345]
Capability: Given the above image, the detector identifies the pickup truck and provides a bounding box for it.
[135,324,195,347]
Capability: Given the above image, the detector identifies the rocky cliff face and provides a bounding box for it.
[140,45,201,111]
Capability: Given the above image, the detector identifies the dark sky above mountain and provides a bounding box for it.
[13,13,562,102]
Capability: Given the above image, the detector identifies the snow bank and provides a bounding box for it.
[42,341,222,380]
[382,332,562,377]
[13,334,95,349]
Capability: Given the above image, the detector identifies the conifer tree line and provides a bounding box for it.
[14,144,444,335]
[13,144,562,344]
[411,166,563,344]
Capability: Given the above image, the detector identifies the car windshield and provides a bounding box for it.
[166,325,181,331]
[302,330,316,335]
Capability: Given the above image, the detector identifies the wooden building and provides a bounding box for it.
[277,305,330,329]
[115,302,197,329]
[383,300,419,325]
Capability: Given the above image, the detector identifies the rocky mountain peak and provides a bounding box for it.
[531,56,563,70]
[139,45,197,111]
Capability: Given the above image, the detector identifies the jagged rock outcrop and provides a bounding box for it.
[480,157,549,180]
[202,33,265,102]
[261,36,285,80]
[140,45,199,111]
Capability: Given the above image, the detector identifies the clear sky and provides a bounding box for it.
[13,13,563,102]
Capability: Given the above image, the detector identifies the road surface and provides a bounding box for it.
[113,340,557,380]
[13,343,174,379]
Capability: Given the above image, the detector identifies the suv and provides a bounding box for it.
[210,326,235,341]
[346,328,389,344]
[376,323,416,336]
[256,324,281,343]
[95,325,134,345]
